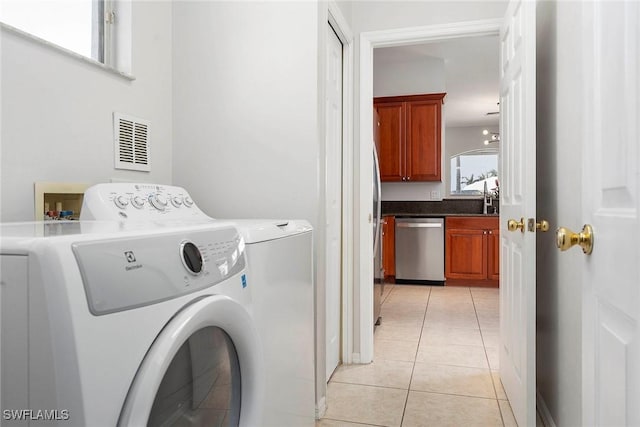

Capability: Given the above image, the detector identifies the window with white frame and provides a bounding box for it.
[0,0,116,68]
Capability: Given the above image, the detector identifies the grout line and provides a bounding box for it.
[399,285,432,427]
[407,389,506,402]
[329,379,411,391]
[470,287,506,426]
[320,416,389,427]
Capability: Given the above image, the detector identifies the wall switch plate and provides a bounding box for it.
[430,190,440,199]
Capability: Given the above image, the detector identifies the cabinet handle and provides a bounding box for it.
[483,231,488,235]
[488,230,493,234]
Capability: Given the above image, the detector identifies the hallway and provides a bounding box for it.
[319,285,522,426]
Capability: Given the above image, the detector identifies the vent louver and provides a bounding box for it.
[114,113,151,172]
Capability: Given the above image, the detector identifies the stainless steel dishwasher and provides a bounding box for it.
[395,217,445,285]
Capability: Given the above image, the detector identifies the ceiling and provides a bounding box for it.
[374,35,500,128]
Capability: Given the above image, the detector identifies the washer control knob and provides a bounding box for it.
[114,195,129,209]
[180,241,203,275]
[183,196,194,207]
[149,194,168,211]
[131,196,145,209]
[171,196,183,208]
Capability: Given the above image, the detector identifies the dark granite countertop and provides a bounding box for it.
[387,213,499,218]
[382,199,499,217]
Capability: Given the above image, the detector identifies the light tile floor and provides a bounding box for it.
[319,284,526,427]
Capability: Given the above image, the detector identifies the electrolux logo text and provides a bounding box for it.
[3,409,70,421]
[124,250,142,271]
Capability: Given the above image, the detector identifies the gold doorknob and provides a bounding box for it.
[536,220,550,232]
[556,224,594,254]
[507,218,525,233]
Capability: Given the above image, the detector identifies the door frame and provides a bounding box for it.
[357,19,503,362]
[316,1,354,419]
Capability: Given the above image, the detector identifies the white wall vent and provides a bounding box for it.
[113,112,151,172]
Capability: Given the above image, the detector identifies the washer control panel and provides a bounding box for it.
[81,183,212,221]
[72,225,245,315]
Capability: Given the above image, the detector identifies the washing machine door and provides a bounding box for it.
[118,295,263,427]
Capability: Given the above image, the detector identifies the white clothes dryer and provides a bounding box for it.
[81,183,315,427]
[0,220,263,427]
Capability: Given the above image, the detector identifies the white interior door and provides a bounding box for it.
[581,2,640,425]
[499,1,537,426]
[325,23,343,381]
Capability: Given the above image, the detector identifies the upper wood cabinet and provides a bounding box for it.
[374,93,445,182]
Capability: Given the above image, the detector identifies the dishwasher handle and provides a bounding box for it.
[396,222,443,229]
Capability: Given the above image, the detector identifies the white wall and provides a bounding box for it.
[172,1,319,222]
[374,55,445,97]
[171,0,325,410]
[535,1,583,425]
[0,1,173,221]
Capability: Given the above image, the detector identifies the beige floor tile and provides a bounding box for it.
[426,305,477,319]
[430,286,471,294]
[486,346,500,370]
[477,312,500,330]
[481,328,500,349]
[374,323,422,342]
[317,419,379,427]
[325,382,407,427]
[424,312,479,330]
[411,362,496,399]
[491,371,507,400]
[416,343,489,369]
[499,400,517,427]
[330,359,414,389]
[402,391,503,427]
[374,338,418,362]
[421,326,483,347]
[470,287,499,297]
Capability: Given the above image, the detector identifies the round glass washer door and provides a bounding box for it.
[118,295,263,427]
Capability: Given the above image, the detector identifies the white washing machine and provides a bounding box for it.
[0,219,264,426]
[81,183,315,427]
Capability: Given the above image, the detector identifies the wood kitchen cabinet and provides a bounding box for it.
[382,216,395,278]
[374,93,445,182]
[445,216,499,287]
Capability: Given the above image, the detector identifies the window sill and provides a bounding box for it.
[1,22,135,81]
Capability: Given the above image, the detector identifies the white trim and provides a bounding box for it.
[536,390,557,427]
[328,1,355,368]
[315,396,327,420]
[0,22,135,80]
[357,18,502,363]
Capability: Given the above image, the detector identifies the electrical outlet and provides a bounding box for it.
[430,190,440,200]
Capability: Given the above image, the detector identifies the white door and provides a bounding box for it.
[580,2,640,425]
[325,23,343,381]
[499,1,537,426]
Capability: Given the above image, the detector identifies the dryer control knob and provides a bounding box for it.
[149,194,168,211]
[183,196,194,207]
[131,196,145,209]
[171,196,183,208]
[180,241,203,275]
[114,195,129,209]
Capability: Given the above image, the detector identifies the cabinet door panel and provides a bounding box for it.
[487,228,500,280]
[375,103,404,181]
[406,100,441,181]
[445,229,487,279]
[382,216,395,277]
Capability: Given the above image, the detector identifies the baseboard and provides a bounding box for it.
[536,390,557,427]
[315,396,327,420]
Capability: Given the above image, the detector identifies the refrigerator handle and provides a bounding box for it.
[372,145,382,258]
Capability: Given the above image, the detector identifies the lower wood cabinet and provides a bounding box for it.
[445,216,499,287]
[382,216,395,278]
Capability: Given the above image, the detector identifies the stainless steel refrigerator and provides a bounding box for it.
[373,115,383,326]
